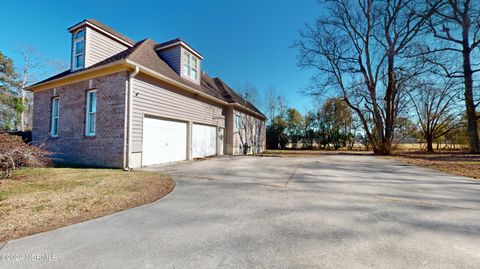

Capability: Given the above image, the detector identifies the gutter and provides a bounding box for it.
[124,59,228,105]
[124,60,265,119]
[27,58,264,119]
[125,65,140,171]
[25,59,129,92]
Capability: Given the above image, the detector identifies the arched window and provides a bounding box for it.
[73,29,85,69]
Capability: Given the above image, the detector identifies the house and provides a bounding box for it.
[27,19,266,169]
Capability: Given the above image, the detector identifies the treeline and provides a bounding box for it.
[0,48,65,131]
[264,95,477,152]
[294,0,480,154]
[267,98,356,150]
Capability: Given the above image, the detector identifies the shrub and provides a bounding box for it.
[0,133,51,179]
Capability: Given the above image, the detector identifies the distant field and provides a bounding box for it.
[393,143,468,151]
[264,143,467,153]
[261,148,479,180]
[272,143,468,152]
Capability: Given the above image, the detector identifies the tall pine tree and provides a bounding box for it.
[0,51,20,130]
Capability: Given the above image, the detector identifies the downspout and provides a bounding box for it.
[125,65,140,171]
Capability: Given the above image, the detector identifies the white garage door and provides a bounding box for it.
[143,117,187,165]
[192,124,217,158]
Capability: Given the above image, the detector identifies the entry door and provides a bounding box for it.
[192,124,217,158]
[143,117,187,165]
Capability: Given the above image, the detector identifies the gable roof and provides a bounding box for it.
[68,19,136,46]
[28,37,265,119]
[155,38,204,59]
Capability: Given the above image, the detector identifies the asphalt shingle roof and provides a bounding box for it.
[30,22,265,119]
[70,19,136,46]
[155,38,204,58]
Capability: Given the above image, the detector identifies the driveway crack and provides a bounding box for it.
[0,241,7,252]
[284,161,302,187]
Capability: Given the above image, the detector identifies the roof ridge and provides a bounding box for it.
[28,28,265,118]
[214,78,245,102]
[211,77,265,117]
[126,38,152,59]
[69,19,136,46]
[212,78,234,101]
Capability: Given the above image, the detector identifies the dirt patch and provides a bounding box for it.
[0,168,175,242]
[387,151,480,180]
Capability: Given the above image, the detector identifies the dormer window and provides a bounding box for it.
[73,29,85,69]
[182,50,198,81]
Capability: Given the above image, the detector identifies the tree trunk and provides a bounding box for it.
[462,20,480,153]
[20,71,28,132]
[378,53,396,156]
[20,91,25,131]
[426,136,434,153]
[373,141,391,155]
[463,76,479,153]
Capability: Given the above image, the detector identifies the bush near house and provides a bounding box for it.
[0,132,51,179]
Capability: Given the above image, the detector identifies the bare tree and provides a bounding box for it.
[235,82,261,108]
[265,86,278,124]
[295,0,437,155]
[424,0,480,152]
[408,78,462,152]
[235,111,263,155]
[16,45,68,131]
[263,86,289,125]
[18,46,41,131]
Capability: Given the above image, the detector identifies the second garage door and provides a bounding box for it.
[143,117,187,165]
[192,124,217,158]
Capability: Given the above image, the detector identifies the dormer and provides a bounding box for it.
[155,39,204,84]
[68,19,135,71]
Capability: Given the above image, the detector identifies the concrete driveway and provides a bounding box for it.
[1,154,480,268]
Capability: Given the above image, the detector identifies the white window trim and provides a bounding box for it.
[85,89,97,136]
[190,57,198,80]
[182,50,199,81]
[73,29,85,70]
[235,113,243,130]
[50,97,60,137]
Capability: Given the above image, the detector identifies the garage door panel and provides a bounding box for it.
[192,124,217,158]
[143,117,187,165]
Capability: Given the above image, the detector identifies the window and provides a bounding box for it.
[235,114,242,130]
[85,90,97,136]
[181,50,199,80]
[73,29,85,69]
[50,97,60,137]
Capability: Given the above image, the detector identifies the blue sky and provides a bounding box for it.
[1,0,322,113]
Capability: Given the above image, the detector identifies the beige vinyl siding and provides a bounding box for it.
[131,74,225,152]
[233,109,266,155]
[157,46,182,74]
[85,27,128,68]
[157,46,202,82]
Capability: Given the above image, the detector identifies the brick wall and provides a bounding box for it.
[32,72,128,168]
